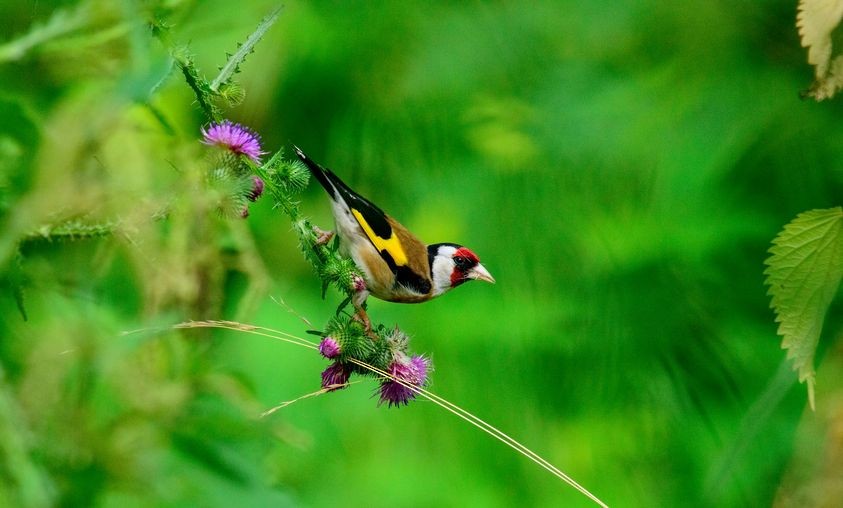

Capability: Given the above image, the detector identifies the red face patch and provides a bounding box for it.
[450,247,480,287]
[453,247,479,264]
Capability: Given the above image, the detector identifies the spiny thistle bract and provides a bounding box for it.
[217,82,246,107]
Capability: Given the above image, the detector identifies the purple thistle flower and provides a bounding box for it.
[318,337,341,359]
[321,362,350,391]
[247,176,264,201]
[201,120,266,163]
[378,355,431,407]
[410,355,430,380]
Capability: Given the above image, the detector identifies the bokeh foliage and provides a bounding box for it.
[1,0,842,506]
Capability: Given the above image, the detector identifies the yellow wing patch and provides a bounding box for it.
[351,209,408,266]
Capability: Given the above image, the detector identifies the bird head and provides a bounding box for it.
[428,243,495,297]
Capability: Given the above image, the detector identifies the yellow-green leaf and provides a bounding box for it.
[764,207,843,409]
[797,0,843,100]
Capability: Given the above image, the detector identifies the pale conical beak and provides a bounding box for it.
[468,263,495,284]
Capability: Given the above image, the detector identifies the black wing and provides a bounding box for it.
[295,147,426,284]
[295,146,392,239]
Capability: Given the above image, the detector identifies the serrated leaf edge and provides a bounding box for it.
[763,207,843,410]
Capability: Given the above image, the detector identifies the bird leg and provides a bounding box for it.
[351,307,373,336]
[312,226,335,246]
[350,276,377,340]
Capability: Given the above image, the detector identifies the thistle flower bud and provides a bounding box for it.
[321,362,350,391]
[218,82,246,107]
[285,160,310,193]
[352,275,366,293]
[319,337,341,359]
[247,176,264,201]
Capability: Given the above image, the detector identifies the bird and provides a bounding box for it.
[294,146,494,331]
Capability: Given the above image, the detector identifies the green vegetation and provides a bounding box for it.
[1,1,841,506]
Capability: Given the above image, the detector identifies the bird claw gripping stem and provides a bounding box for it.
[349,275,377,339]
[312,225,335,246]
[351,309,376,339]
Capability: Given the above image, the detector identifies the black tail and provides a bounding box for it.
[292,146,391,234]
[294,145,336,197]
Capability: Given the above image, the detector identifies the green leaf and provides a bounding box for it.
[209,6,283,93]
[764,207,843,409]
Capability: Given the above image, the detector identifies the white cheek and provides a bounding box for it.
[430,256,455,296]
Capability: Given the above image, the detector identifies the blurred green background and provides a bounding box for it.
[2,0,842,506]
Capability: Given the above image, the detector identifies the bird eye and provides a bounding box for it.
[454,256,469,269]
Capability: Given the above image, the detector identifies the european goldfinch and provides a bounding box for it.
[295,146,494,328]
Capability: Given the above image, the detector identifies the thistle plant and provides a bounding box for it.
[196,124,433,402]
[178,9,432,403]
